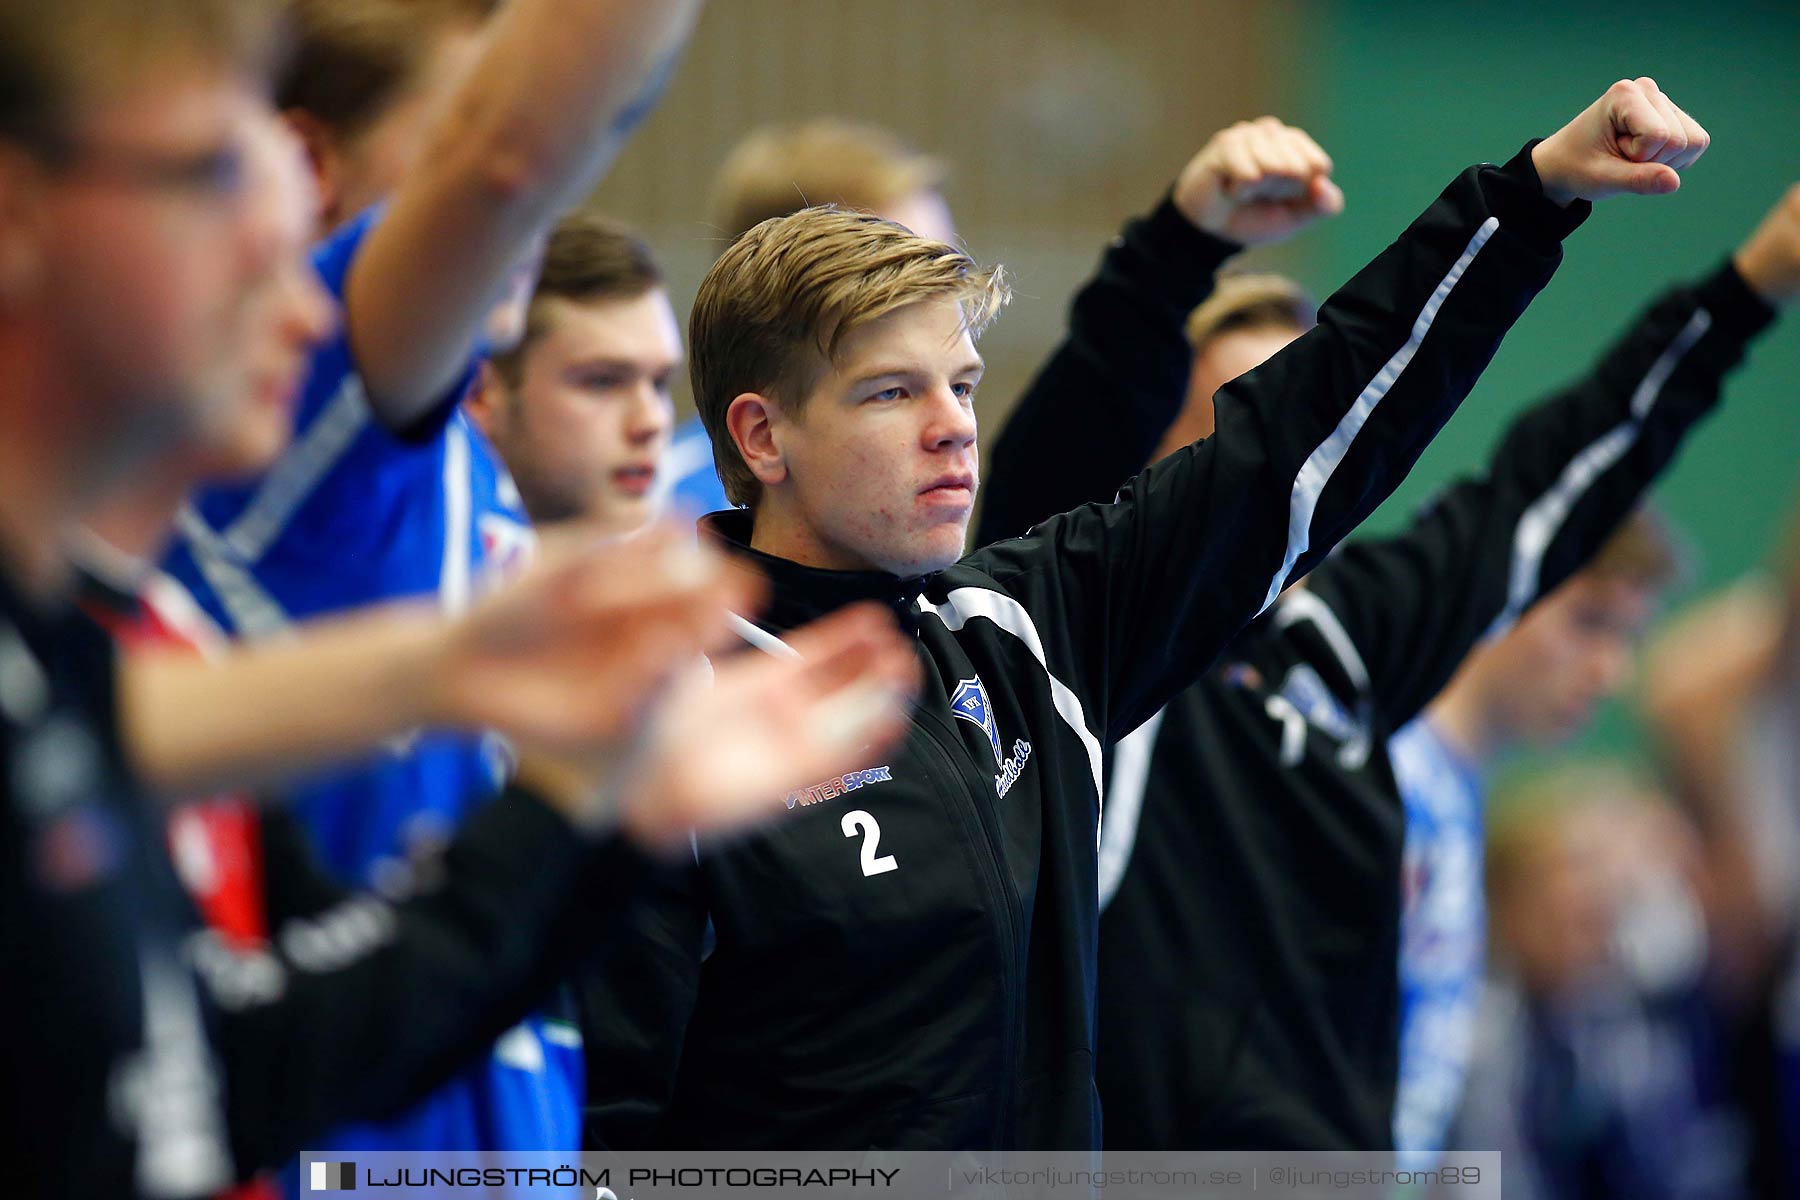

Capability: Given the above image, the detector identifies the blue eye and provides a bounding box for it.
[952,381,976,400]
[871,386,905,402]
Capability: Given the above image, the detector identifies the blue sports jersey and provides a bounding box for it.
[165,208,527,882]
[161,209,575,1174]
[289,1003,585,1149]
[658,414,731,518]
[1390,716,1488,1167]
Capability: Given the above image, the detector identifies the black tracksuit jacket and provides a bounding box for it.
[978,161,1777,1149]
[2,567,651,1198]
[580,145,1588,1151]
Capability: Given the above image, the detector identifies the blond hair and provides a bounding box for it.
[709,119,949,243]
[1185,272,1317,354]
[690,206,1009,508]
[1584,505,1686,593]
[1486,761,1653,901]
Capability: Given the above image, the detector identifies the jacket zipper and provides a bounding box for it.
[914,710,1026,1148]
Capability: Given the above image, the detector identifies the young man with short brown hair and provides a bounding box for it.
[690,207,1009,520]
[469,210,680,532]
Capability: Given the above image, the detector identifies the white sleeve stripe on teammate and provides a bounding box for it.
[1260,216,1502,615]
[1274,588,1372,690]
[1096,706,1167,912]
[440,414,474,615]
[140,572,231,659]
[135,944,235,1197]
[1486,307,1712,641]
[221,375,372,563]
[174,504,294,639]
[916,587,1106,843]
[1272,589,1374,770]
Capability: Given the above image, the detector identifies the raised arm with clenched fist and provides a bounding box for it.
[1532,77,1710,205]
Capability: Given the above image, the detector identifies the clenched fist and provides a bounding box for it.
[1173,117,1345,246]
[1532,78,1710,206]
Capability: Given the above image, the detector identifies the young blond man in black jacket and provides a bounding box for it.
[581,79,1711,1151]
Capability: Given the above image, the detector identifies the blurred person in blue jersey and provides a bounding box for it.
[157,0,708,1174]
[1446,766,1751,1200]
[1389,508,1683,1160]
[168,0,700,890]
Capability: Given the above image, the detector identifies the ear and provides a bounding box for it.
[726,392,787,488]
[465,360,510,439]
[282,109,344,230]
[0,144,49,308]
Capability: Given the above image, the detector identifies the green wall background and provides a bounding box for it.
[1275,0,1800,762]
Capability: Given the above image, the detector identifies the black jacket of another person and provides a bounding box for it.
[1,563,650,1199]
[979,156,1776,1148]
[579,145,1587,1152]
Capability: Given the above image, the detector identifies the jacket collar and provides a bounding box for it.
[699,510,930,635]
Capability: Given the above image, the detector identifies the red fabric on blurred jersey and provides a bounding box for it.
[81,572,278,1200]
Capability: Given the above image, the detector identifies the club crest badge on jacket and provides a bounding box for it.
[951,677,1003,762]
[952,676,1032,799]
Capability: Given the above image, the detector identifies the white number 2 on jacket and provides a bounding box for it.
[841,809,899,876]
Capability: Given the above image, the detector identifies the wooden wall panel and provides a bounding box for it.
[595,0,1292,235]
[585,1,1300,469]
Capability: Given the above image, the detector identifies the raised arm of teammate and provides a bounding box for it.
[342,0,704,431]
[969,79,1710,744]
[978,118,1342,543]
[1301,183,1782,730]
